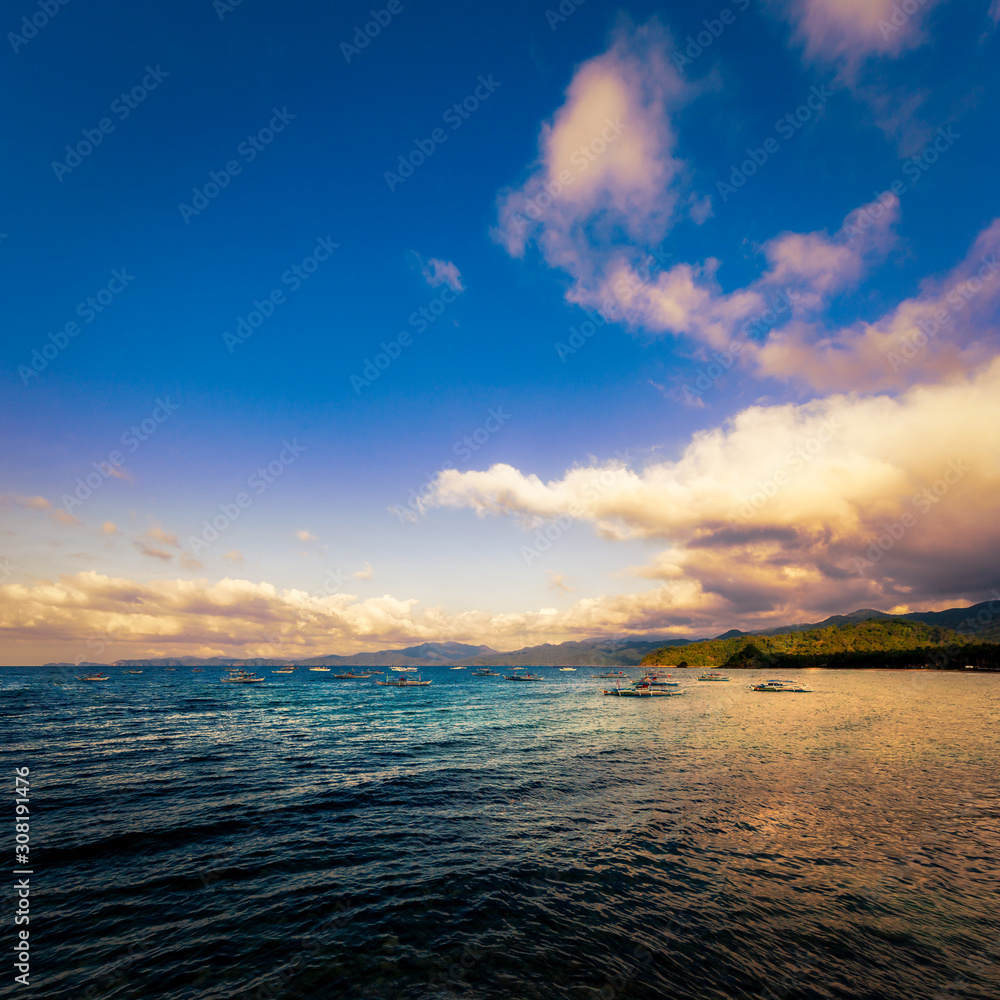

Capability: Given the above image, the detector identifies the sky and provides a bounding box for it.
[2,0,999,664]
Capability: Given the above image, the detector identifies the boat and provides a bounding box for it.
[504,669,542,681]
[273,667,296,674]
[77,672,110,682]
[308,667,331,672]
[222,669,265,684]
[164,668,176,671]
[594,670,632,679]
[191,668,203,673]
[449,666,466,670]
[125,669,143,674]
[332,671,375,679]
[559,667,576,672]
[697,672,730,681]
[634,674,680,688]
[472,668,501,677]
[749,678,812,693]
[603,685,682,697]
[389,665,417,672]
[374,673,431,687]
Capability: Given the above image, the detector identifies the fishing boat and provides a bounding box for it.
[634,674,680,688]
[191,668,203,673]
[308,666,331,672]
[594,670,632,679]
[375,673,431,687]
[125,669,143,674]
[749,678,812,693]
[697,672,730,681]
[273,667,296,674]
[222,669,265,684]
[559,667,577,672]
[472,668,501,677]
[603,684,682,698]
[504,669,542,681]
[77,672,110,682]
[389,665,418,672]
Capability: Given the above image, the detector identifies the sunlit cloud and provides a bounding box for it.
[101,522,119,535]
[134,542,173,561]
[352,562,374,580]
[421,257,464,292]
[222,549,244,564]
[295,529,317,542]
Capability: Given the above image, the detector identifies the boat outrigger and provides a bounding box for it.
[697,672,730,681]
[749,678,812,693]
[375,673,431,687]
[472,668,501,677]
[222,669,265,684]
[504,669,542,681]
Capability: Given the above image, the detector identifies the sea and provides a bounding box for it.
[1,665,998,1000]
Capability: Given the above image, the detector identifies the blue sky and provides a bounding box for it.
[2,0,999,663]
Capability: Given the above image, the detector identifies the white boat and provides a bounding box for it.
[634,674,680,688]
[449,666,466,670]
[308,666,331,672]
[749,678,812,693]
[559,667,576,672]
[504,669,542,681]
[222,669,265,684]
[603,685,682,698]
[594,670,632,679]
[77,672,110,682]
[389,665,417,672]
[472,668,501,677]
[697,672,730,682]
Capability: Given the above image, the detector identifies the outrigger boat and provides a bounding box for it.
[594,670,632,679]
[124,669,143,674]
[331,671,376,679]
[749,678,812,693]
[389,665,417,672]
[559,667,577,672]
[603,682,683,698]
[503,668,542,681]
[634,673,680,688]
[375,673,431,687]
[472,668,501,677]
[222,669,265,684]
[77,672,110,682]
[308,666,331,672]
[697,672,730,681]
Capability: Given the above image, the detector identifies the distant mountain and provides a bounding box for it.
[42,600,998,668]
[713,601,1000,642]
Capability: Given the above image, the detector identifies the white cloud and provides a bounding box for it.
[421,257,464,292]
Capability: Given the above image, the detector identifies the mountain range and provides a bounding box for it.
[44,600,998,668]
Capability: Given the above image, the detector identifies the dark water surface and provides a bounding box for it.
[2,666,998,999]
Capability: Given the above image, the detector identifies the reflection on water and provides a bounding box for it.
[1,667,998,999]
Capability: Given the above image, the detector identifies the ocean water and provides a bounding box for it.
[2,666,998,1000]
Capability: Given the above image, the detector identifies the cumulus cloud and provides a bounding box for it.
[494,19,691,288]
[421,257,464,292]
[778,0,942,67]
[426,358,1000,619]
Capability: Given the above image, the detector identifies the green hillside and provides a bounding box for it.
[641,619,998,669]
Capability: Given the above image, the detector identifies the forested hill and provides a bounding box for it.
[640,620,998,669]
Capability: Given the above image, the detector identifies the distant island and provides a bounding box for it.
[641,620,1000,671]
[42,600,999,670]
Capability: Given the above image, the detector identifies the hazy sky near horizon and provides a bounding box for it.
[2,0,999,663]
